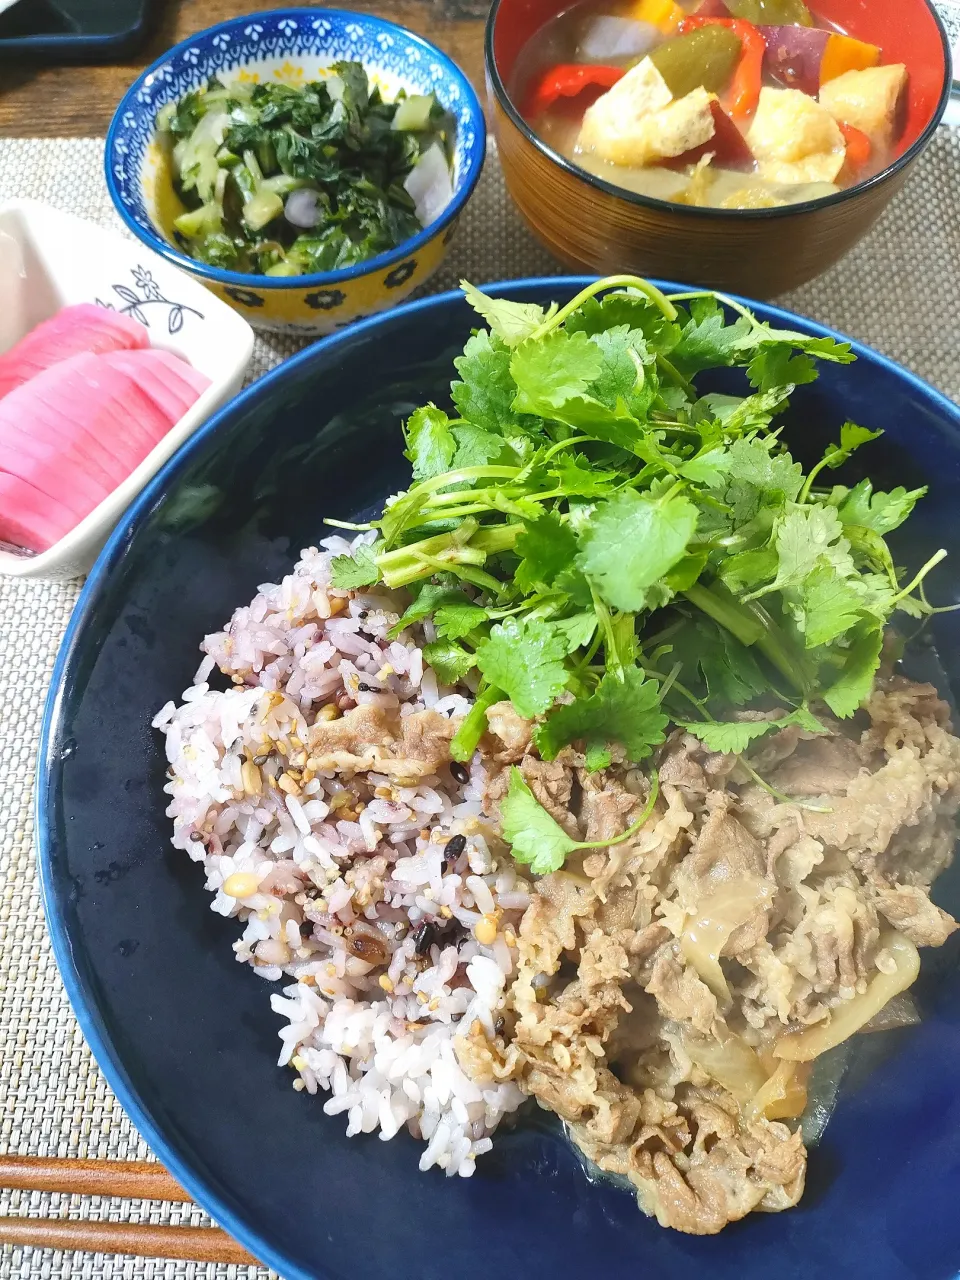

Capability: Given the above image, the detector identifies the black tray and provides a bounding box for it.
[0,0,153,58]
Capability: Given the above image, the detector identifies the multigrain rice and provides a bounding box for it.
[154,537,528,1176]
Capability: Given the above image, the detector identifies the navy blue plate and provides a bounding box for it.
[37,280,960,1280]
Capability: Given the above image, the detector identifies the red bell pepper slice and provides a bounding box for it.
[664,99,755,169]
[678,15,765,120]
[838,121,872,177]
[523,64,625,119]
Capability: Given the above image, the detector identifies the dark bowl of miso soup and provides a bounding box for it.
[485,0,951,296]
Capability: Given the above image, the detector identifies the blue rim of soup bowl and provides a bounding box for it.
[105,7,486,291]
[484,0,952,221]
[35,274,960,1280]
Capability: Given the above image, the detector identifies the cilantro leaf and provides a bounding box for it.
[679,705,825,754]
[821,626,884,717]
[815,421,883,473]
[422,639,476,685]
[475,616,569,718]
[549,394,642,453]
[578,489,698,611]
[587,326,656,419]
[678,447,732,485]
[499,767,580,874]
[450,423,509,468]
[460,282,551,347]
[515,511,579,593]
[390,583,465,636]
[534,667,668,768]
[747,345,818,392]
[765,505,855,594]
[550,453,620,497]
[404,404,454,480]
[511,330,604,415]
[794,562,866,648]
[434,603,488,640]
[501,765,660,873]
[553,611,598,654]
[450,329,522,434]
[671,297,753,375]
[703,437,803,533]
[831,478,927,535]
[565,292,680,353]
[330,541,381,589]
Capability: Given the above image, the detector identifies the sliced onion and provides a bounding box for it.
[745,1060,808,1123]
[284,188,322,230]
[403,144,453,228]
[775,932,921,1062]
[576,16,660,63]
[680,876,774,1001]
[681,1026,768,1102]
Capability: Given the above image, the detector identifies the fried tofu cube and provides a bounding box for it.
[747,86,846,185]
[819,64,908,150]
[578,58,715,168]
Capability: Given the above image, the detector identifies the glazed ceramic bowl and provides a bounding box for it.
[486,0,951,297]
[37,277,960,1280]
[106,8,485,334]
[0,199,253,581]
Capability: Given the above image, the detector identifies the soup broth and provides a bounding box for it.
[509,0,908,209]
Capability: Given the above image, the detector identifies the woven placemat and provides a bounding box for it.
[1,111,960,1280]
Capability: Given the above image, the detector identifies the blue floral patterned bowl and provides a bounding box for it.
[105,8,485,334]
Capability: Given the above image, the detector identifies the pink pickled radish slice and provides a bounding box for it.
[0,469,77,552]
[100,348,210,425]
[0,304,148,401]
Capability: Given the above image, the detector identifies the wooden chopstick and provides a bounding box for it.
[0,1156,260,1265]
[0,1218,259,1264]
[0,1155,191,1203]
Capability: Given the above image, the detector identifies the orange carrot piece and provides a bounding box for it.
[820,33,881,85]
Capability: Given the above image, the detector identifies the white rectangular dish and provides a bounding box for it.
[0,199,255,580]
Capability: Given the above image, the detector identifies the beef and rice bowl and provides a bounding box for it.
[155,276,960,1235]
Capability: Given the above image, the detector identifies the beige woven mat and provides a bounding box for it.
[1,122,960,1280]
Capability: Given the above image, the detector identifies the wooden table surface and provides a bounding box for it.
[0,0,487,137]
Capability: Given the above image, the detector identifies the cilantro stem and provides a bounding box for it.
[529,275,678,342]
[683,582,809,693]
[540,435,595,463]
[575,773,660,850]
[656,355,695,398]
[323,517,376,531]
[890,548,948,606]
[450,683,501,762]
[738,758,834,814]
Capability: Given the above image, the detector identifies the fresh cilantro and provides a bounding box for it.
[450,423,509,468]
[794,563,866,649]
[390,583,467,637]
[450,329,522,434]
[510,330,604,415]
[434,603,488,640]
[766,505,855,594]
[564,292,680,352]
[578,489,698,611]
[515,511,579,593]
[422,639,476,685]
[475,616,569,718]
[501,766,660,874]
[831,479,927,535]
[329,542,381,589]
[535,667,668,770]
[550,453,620,497]
[404,405,455,480]
[679,705,825,754]
[460,282,552,347]
[553,611,598,654]
[747,345,818,392]
[821,626,884,717]
[671,297,753,375]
